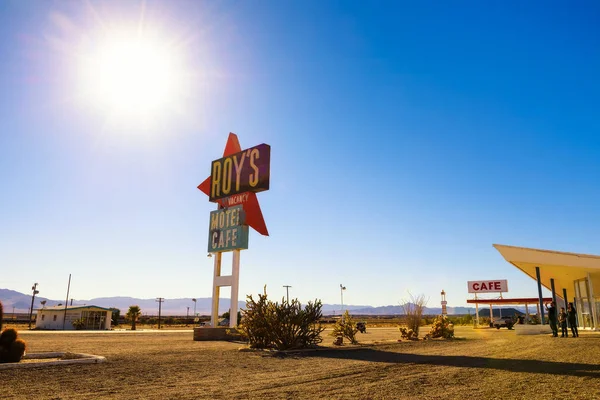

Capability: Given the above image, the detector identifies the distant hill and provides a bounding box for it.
[476,308,524,318]
[0,289,241,315]
[0,288,54,313]
[2,288,514,316]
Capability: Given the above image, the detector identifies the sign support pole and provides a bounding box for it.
[230,250,241,328]
[211,252,222,327]
[474,293,479,327]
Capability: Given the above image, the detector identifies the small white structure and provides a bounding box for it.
[35,305,112,330]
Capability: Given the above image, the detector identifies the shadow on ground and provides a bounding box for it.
[300,347,600,378]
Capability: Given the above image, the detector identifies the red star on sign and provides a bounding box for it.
[197,133,269,236]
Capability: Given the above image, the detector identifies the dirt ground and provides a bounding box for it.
[2,326,599,400]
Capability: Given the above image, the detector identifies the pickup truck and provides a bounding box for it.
[492,316,515,330]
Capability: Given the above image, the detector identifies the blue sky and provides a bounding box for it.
[1,1,599,310]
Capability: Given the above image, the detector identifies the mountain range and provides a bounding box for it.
[1,288,488,316]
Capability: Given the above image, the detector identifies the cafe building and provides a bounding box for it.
[494,244,599,330]
[36,305,112,330]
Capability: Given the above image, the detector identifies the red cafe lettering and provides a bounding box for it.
[473,281,501,291]
[467,280,508,293]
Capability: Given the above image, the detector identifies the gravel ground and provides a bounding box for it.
[2,326,599,399]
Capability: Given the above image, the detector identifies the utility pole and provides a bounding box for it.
[28,283,39,329]
[156,298,164,329]
[63,274,71,330]
[283,285,292,303]
[186,306,190,324]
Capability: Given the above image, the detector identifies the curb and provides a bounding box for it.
[0,352,106,370]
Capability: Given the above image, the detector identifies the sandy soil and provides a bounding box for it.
[2,326,599,400]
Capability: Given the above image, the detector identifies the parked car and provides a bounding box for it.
[492,316,515,330]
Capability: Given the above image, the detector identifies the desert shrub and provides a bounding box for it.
[239,287,324,350]
[401,293,428,337]
[330,311,358,344]
[427,315,454,339]
[3,339,26,363]
[0,328,18,346]
[460,314,473,325]
[72,318,85,330]
[399,326,419,340]
[447,315,473,326]
[239,289,272,349]
[0,328,26,363]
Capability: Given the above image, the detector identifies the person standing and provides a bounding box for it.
[567,302,579,337]
[545,301,558,337]
[558,307,568,337]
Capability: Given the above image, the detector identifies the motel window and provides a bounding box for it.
[41,315,45,321]
[53,315,57,322]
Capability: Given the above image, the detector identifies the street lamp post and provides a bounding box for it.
[192,298,197,316]
[28,283,39,329]
[340,284,346,322]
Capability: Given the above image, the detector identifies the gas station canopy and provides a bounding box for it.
[467,298,552,305]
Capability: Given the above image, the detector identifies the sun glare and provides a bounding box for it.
[80,30,184,119]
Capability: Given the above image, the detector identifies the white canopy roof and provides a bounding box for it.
[493,244,600,297]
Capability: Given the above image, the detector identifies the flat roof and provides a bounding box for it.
[37,305,112,312]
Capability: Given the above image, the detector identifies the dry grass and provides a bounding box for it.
[2,326,599,399]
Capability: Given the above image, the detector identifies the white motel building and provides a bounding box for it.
[36,305,113,330]
[494,244,600,330]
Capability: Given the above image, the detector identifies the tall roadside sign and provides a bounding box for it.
[197,133,271,328]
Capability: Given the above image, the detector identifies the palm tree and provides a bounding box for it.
[126,305,142,331]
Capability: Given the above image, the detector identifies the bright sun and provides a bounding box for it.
[80,30,184,119]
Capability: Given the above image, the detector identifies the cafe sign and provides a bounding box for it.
[207,205,249,253]
[467,280,508,293]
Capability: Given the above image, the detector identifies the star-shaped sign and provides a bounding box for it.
[197,133,269,236]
